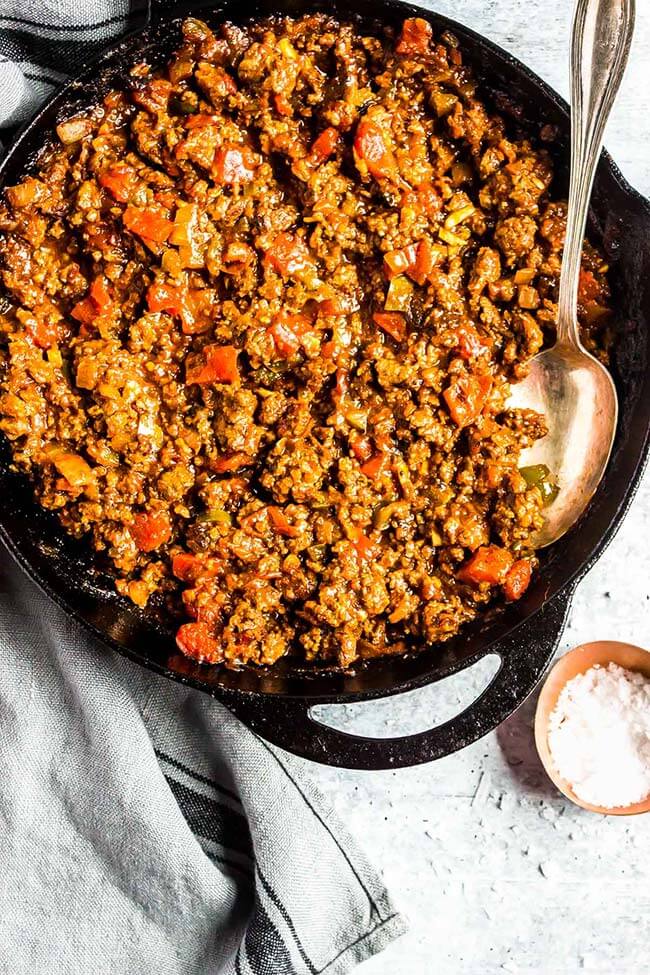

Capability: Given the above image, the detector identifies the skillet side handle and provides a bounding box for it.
[218,588,574,769]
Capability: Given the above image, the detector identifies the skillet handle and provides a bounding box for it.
[219,588,574,769]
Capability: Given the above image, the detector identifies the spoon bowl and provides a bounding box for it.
[508,0,633,547]
[509,342,618,547]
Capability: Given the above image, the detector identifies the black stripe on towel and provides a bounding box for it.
[164,775,254,860]
[155,747,243,805]
[255,735,381,921]
[244,897,295,975]
[256,865,316,974]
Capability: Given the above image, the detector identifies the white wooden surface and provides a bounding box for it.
[305,2,650,971]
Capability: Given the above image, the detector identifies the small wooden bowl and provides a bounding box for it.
[535,640,650,815]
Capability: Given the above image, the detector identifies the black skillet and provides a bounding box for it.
[1,0,649,769]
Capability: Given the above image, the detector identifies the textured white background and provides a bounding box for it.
[306,2,650,972]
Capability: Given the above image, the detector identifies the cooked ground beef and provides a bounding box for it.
[0,15,612,669]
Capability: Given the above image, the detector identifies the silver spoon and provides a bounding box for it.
[508,0,634,547]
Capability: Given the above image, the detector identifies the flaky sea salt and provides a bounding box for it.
[547,662,650,808]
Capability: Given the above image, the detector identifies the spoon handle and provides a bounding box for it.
[556,0,635,347]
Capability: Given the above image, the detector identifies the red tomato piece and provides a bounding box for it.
[213,144,258,184]
[348,525,378,561]
[172,552,202,582]
[360,453,389,479]
[71,276,113,327]
[443,374,492,427]
[123,206,173,244]
[131,511,172,552]
[90,276,112,310]
[98,163,137,203]
[175,621,222,663]
[309,127,340,164]
[578,269,602,304]
[274,92,293,117]
[268,312,313,358]
[263,232,313,278]
[396,17,433,55]
[373,311,406,343]
[458,545,514,586]
[186,344,239,385]
[211,452,250,473]
[455,322,489,360]
[503,559,532,601]
[268,506,299,538]
[185,113,220,130]
[354,119,399,181]
[350,434,373,462]
[408,238,438,285]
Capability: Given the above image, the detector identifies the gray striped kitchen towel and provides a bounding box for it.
[0,547,405,974]
[0,5,406,971]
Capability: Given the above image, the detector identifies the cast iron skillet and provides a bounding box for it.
[1,0,649,769]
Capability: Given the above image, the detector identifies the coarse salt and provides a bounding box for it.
[547,662,650,808]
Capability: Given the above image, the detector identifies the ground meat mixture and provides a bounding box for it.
[0,16,612,669]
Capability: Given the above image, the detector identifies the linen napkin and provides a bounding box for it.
[0,4,406,971]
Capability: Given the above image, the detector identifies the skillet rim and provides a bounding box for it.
[0,0,649,708]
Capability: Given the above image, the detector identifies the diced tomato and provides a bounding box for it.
[384,239,438,284]
[71,276,113,328]
[172,552,202,582]
[263,232,313,278]
[185,113,220,130]
[350,434,373,462]
[70,297,96,326]
[175,621,222,663]
[411,238,438,284]
[578,269,602,304]
[131,510,172,552]
[396,17,432,55]
[98,163,138,203]
[274,92,293,116]
[309,127,339,164]
[373,311,406,343]
[268,506,299,538]
[348,525,378,561]
[384,244,418,279]
[211,452,251,473]
[212,144,258,184]
[503,559,532,601]
[443,374,492,427]
[485,461,504,489]
[123,206,173,244]
[268,312,313,358]
[458,545,514,586]
[455,322,489,360]
[317,293,360,316]
[90,276,112,310]
[361,453,389,479]
[354,119,398,181]
[186,344,240,385]
[146,282,209,334]
[26,318,59,350]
